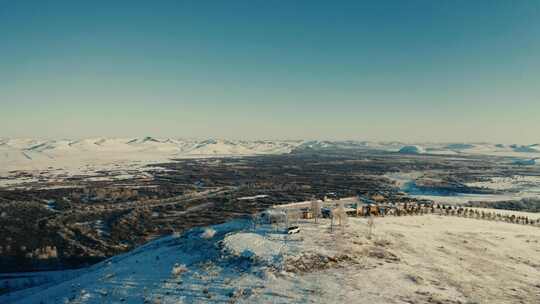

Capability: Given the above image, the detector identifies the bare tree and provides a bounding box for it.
[367,216,374,239]
[289,209,301,226]
[284,209,301,228]
[251,213,258,231]
[356,202,363,217]
[271,210,287,232]
[311,200,322,224]
[333,202,348,233]
[340,202,348,224]
[330,209,335,232]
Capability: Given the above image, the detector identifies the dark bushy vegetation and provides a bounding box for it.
[2,149,539,272]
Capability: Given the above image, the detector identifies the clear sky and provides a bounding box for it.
[1,1,539,143]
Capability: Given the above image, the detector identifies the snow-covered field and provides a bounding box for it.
[466,175,540,193]
[2,138,539,175]
[3,213,539,304]
[385,171,540,207]
[0,137,301,173]
[412,175,540,206]
[397,142,540,159]
[1,138,539,188]
[0,137,303,188]
[411,193,525,205]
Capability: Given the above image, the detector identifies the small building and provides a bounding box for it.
[301,209,313,219]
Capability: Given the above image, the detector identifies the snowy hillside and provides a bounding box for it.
[511,144,540,153]
[0,138,302,174]
[398,145,425,154]
[3,213,540,304]
[391,142,540,158]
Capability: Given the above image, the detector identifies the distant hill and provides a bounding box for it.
[2,138,540,176]
[398,145,425,154]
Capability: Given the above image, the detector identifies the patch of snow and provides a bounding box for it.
[411,193,521,205]
[384,172,423,188]
[237,195,269,200]
[170,263,188,277]
[466,175,540,193]
[512,144,540,153]
[201,228,216,239]
[222,232,284,264]
[444,143,475,150]
[512,158,537,166]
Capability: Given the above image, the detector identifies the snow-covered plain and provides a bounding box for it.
[386,171,540,207]
[0,138,303,188]
[1,138,539,188]
[3,213,539,304]
[0,137,301,173]
[2,138,539,174]
[410,175,540,206]
[410,193,530,206]
[466,175,540,192]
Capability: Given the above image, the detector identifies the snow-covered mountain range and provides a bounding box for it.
[1,137,539,175]
[0,137,302,174]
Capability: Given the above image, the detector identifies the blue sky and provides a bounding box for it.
[1,1,539,143]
